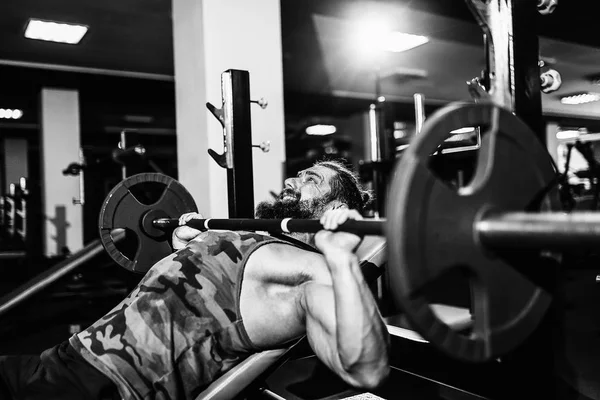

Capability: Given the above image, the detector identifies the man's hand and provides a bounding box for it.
[315,209,363,256]
[172,212,204,250]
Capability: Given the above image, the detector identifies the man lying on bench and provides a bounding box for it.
[0,160,390,400]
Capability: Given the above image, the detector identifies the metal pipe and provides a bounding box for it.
[0,232,125,317]
[221,71,235,169]
[0,59,174,82]
[223,70,255,219]
[476,212,600,250]
[0,251,26,259]
[368,104,380,161]
[414,93,426,135]
[366,103,386,217]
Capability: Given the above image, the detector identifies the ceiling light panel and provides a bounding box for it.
[560,92,600,105]
[306,125,336,136]
[24,19,88,45]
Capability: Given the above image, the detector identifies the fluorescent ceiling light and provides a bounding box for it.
[24,19,88,44]
[450,127,476,134]
[380,31,429,53]
[306,124,336,136]
[0,109,23,119]
[561,92,600,105]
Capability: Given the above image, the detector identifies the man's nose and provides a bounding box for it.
[284,177,299,189]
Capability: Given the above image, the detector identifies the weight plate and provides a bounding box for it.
[386,102,556,362]
[99,173,198,273]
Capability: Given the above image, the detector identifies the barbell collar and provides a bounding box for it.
[477,212,600,250]
[153,217,386,236]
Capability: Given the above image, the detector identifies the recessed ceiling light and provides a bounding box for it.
[24,19,88,45]
[560,92,600,105]
[0,109,24,120]
[306,124,336,136]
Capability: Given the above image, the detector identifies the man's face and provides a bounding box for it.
[282,165,336,203]
[255,165,338,219]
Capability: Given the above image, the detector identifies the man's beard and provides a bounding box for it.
[255,188,328,220]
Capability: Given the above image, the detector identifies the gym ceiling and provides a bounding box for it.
[0,0,598,123]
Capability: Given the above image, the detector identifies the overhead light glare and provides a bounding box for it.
[0,109,24,120]
[450,127,476,134]
[380,31,429,53]
[354,21,429,57]
[306,124,336,136]
[24,19,88,44]
[561,92,600,105]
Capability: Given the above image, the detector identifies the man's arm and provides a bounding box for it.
[300,210,390,389]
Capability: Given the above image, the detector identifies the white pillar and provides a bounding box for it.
[40,88,83,256]
[172,0,285,217]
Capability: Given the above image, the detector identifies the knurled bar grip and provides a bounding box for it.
[153,217,385,236]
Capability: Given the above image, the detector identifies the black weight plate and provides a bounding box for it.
[386,102,556,362]
[99,173,198,273]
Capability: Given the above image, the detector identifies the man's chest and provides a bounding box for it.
[239,243,331,348]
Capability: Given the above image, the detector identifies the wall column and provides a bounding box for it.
[40,88,83,256]
[172,0,286,217]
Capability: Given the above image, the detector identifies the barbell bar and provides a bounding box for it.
[477,212,600,249]
[153,212,600,251]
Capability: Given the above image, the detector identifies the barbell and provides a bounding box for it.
[98,102,590,364]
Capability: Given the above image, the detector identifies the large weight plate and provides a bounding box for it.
[99,173,198,273]
[386,102,556,362]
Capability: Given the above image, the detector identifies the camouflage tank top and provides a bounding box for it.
[69,230,284,400]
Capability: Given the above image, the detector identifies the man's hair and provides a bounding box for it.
[316,160,373,213]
